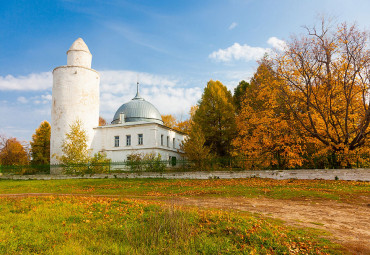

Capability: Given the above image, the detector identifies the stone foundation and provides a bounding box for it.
[1,168,369,181]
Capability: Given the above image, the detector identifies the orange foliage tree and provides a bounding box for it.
[232,60,310,169]
[274,20,370,167]
[176,106,198,135]
[99,116,107,126]
[161,114,177,129]
[161,106,198,135]
[0,137,29,166]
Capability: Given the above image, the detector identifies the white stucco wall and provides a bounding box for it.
[67,50,92,68]
[92,122,186,161]
[51,44,100,165]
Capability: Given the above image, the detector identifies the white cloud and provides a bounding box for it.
[209,43,270,62]
[228,22,238,30]
[17,96,28,104]
[216,70,254,91]
[0,72,52,91]
[41,94,52,101]
[32,93,52,104]
[1,69,202,127]
[16,93,52,105]
[99,70,177,95]
[99,70,201,122]
[267,37,287,51]
[209,37,287,62]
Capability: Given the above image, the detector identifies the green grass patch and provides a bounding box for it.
[0,178,368,202]
[0,196,341,254]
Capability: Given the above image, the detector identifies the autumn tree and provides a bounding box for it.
[162,107,198,134]
[57,120,90,166]
[176,106,198,135]
[233,80,250,113]
[232,60,309,169]
[30,121,50,165]
[193,80,236,157]
[274,20,370,166]
[99,116,107,126]
[56,120,110,174]
[0,137,29,166]
[181,122,211,165]
[161,114,177,129]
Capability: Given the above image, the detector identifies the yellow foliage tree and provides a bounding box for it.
[161,114,177,129]
[56,120,110,174]
[55,120,89,174]
[274,20,370,167]
[161,107,198,135]
[30,120,50,165]
[232,60,310,169]
[176,106,198,135]
[181,122,211,167]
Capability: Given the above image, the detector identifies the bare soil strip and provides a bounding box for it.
[165,196,370,255]
[1,193,369,254]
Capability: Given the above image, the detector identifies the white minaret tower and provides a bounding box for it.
[50,38,100,171]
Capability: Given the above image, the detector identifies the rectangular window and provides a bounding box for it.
[173,138,175,148]
[114,136,119,147]
[167,136,169,147]
[138,134,143,145]
[126,135,131,146]
[161,134,164,146]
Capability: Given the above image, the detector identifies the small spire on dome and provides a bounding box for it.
[133,80,144,100]
[67,38,91,54]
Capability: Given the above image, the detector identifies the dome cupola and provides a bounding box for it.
[112,83,163,125]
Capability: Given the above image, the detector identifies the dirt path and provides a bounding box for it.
[164,196,370,254]
[1,193,369,254]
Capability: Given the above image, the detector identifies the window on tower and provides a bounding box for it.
[161,134,164,146]
[173,138,175,148]
[167,136,169,147]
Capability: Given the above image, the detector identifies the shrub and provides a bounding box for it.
[89,152,111,174]
[126,152,166,172]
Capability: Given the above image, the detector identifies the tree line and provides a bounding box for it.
[174,19,370,169]
[0,121,50,167]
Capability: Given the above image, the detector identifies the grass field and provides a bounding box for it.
[0,178,368,254]
[0,178,368,202]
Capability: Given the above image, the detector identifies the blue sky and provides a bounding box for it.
[1,0,369,142]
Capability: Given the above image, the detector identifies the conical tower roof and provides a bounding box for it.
[67,38,91,54]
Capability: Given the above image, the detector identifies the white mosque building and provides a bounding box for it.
[50,38,186,173]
